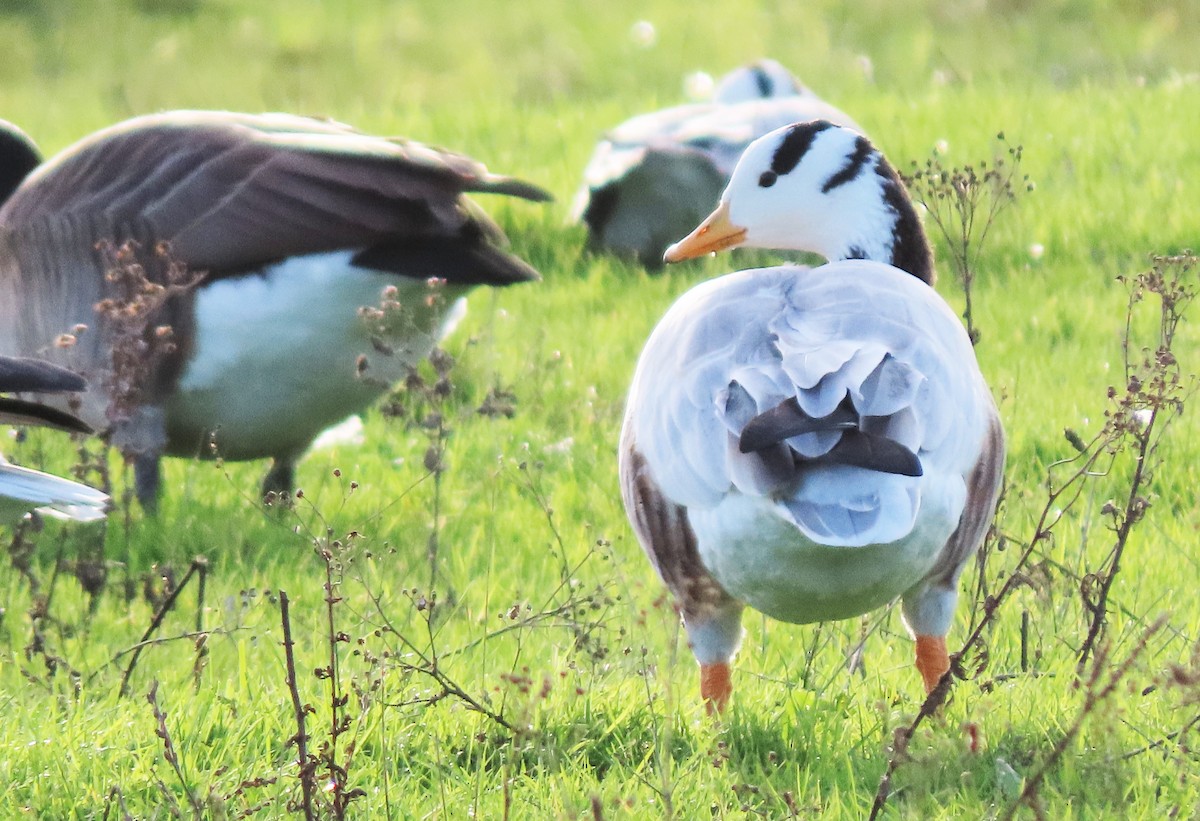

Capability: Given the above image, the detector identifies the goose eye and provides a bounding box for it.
[758,171,777,188]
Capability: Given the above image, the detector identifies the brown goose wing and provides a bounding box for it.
[2,111,550,274]
[927,406,1006,588]
[619,437,736,624]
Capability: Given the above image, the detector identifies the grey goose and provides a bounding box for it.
[619,121,1004,712]
[0,354,108,522]
[0,111,551,510]
[572,59,861,267]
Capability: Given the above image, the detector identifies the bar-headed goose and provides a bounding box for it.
[573,60,860,267]
[619,121,1005,712]
[0,111,551,509]
[1,355,109,522]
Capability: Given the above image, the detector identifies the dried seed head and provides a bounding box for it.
[423,445,443,473]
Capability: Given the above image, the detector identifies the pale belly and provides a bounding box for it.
[689,481,963,625]
[164,253,466,460]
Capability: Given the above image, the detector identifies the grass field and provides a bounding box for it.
[1,0,1199,817]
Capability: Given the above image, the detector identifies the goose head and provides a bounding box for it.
[712,59,809,103]
[0,120,40,207]
[664,120,933,283]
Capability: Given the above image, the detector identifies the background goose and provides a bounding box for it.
[572,59,861,267]
[0,111,551,509]
[1,354,109,523]
[619,120,1005,712]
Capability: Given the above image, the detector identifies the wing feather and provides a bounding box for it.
[619,439,735,623]
[626,262,991,549]
[1,111,550,276]
[0,355,86,393]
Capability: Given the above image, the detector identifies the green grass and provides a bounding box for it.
[2,0,1199,817]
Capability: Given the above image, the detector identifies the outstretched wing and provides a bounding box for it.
[2,111,551,274]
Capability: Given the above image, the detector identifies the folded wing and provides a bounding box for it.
[629,262,989,548]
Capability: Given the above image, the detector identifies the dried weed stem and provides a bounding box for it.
[902,133,1031,344]
[146,679,204,819]
[1000,617,1167,819]
[869,252,1195,819]
[119,556,208,698]
[279,590,317,821]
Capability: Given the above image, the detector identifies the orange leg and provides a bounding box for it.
[700,662,732,714]
[915,634,950,693]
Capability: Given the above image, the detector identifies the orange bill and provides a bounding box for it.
[663,201,748,263]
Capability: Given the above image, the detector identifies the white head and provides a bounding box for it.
[712,59,809,103]
[664,120,932,282]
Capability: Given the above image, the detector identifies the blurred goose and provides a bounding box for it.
[1,355,109,522]
[573,59,860,266]
[0,111,551,509]
[619,121,1004,712]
